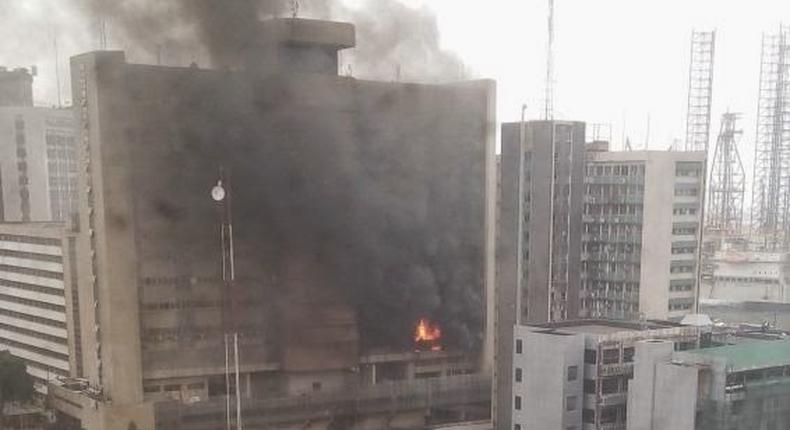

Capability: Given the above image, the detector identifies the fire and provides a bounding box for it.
[414,318,442,351]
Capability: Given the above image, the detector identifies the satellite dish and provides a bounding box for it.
[211,182,226,202]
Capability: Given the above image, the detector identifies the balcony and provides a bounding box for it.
[581,252,641,264]
[599,362,634,377]
[586,176,645,185]
[584,195,644,205]
[583,214,642,224]
[599,392,628,406]
[582,234,642,244]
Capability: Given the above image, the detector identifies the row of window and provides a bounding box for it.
[0,292,65,313]
[587,164,646,177]
[0,235,60,247]
[0,264,63,280]
[669,302,694,311]
[673,207,698,216]
[714,276,781,285]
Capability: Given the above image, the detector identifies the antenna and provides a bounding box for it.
[291,0,300,18]
[54,36,62,108]
[544,0,555,120]
[644,114,651,150]
[98,19,108,50]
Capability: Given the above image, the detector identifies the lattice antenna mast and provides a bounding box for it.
[751,25,790,250]
[707,113,746,233]
[684,30,716,153]
[543,0,555,120]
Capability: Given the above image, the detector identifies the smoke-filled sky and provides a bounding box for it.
[1,0,789,164]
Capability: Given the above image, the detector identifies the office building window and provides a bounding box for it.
[516,339,523,354]
[515,367,522,382]
[514,395,522,410]
[566,395,577,411]
[567,365,578,381]
[584,349,597,364]
[514,425,521,430]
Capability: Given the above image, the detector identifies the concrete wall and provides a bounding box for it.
[627,339,675,430]
[68,41,493,427]
[512,326,584,430]
[651,362,697,430]
[0,107,76,222]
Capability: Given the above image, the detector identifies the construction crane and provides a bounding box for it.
[751,25,790,251]
[684,30,716,153]
[707,112,746,234]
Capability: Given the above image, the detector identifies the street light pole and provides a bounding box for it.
[212,167,242,430]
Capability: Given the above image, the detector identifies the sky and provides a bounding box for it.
[2,0,789,159]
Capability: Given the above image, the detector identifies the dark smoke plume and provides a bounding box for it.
[77,0,468,81]
[75,0,482,351]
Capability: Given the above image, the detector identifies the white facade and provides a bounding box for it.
[511,321,703,430]
[0,106,77,222]
[0,223,76,392]
[582,150,705,321]
[701,251,789,303]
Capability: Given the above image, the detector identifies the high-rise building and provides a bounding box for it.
[581,149,706,321]
[499,120,586,324]
[0,222,79,391]
[496,120,586,429]
[0,68,78,223]
[49,17,496,430]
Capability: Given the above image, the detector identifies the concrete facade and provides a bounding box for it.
[496,120,586,429]
[0,222,78,391]
[0,106,77,223]
[508,320,705,430]
[57,17,496,430]
[0,67,34,107]
[628,337,790,430]
[700,251,790,303]
[582,150,706,321]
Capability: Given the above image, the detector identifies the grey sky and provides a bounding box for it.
[2,0,789,160]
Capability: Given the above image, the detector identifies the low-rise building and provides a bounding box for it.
[510,320,707,430]
[700,250,790,303]
[628,336,790,430]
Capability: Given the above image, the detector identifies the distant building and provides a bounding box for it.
[629,336,790,430]
[581,149,706,321]
[509,320,706,430]
[0,67,34,107]
[0,73,78,223]
[0,222,77,392]
[700,250,790,303]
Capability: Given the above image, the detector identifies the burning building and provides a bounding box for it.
[48,16,495,430]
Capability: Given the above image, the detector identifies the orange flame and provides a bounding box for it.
[414,318,442,351]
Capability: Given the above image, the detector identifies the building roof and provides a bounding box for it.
[684,338,790,372]
[529,319,678,334]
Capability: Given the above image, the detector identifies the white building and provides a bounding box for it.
[511,320,705,430]
[0,222,78,392]
[582,150,706,321]
[700,250,789,303]
[0,105,78,223]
